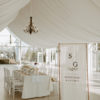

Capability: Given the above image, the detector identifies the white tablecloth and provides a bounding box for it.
[22,75,53,99]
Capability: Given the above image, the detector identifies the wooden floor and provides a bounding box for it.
[0,66,59,100]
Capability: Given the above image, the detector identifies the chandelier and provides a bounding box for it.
[24,16,38,34]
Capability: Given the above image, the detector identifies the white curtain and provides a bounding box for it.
[7,0,100,48]
[0,0,100,47]
[0,0,30,31]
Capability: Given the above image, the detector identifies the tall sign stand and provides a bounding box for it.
[58,43,89,100]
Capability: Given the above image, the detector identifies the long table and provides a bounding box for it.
[6,67,53,99]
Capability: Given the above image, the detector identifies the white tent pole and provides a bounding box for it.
[19,40,22,65]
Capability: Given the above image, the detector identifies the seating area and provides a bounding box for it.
[3,65,58,100]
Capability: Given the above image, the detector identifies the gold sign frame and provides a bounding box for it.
[58,43,90,100]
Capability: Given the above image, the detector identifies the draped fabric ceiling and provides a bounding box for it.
[0,0,100,47]
[0,0,30,31]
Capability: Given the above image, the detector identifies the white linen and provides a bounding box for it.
[22,75,52,99]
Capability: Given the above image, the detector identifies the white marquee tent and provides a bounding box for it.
[0,0,100,47]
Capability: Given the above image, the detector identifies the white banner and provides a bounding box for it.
[59,43,89,100]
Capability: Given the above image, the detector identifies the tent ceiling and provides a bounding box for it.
[0,0,30,31]
[1,0,100,47]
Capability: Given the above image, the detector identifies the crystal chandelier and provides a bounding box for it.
[24,16,38,34]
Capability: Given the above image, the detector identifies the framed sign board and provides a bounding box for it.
[58,43,89,100]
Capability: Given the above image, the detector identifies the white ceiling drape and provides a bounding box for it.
[0,0,30,31]
[0,0,99,48]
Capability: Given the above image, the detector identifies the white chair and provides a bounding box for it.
[4,68,6,88]
[12,70,23,100]
[4,68,8,88]
[4,68,12,94]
